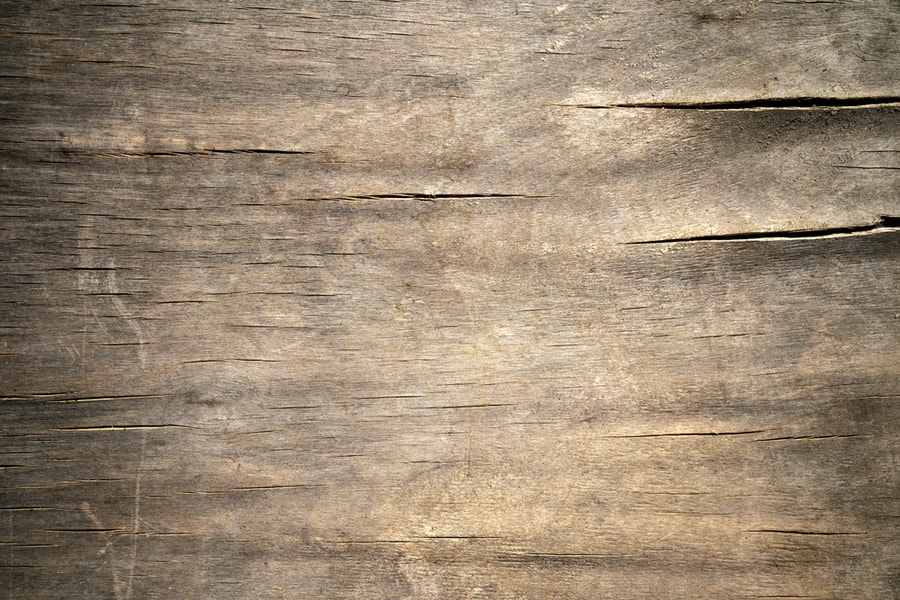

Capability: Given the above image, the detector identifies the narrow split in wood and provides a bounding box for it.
[628,215,900,244]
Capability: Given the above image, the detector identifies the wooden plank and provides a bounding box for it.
[1,1,898,598]
[1,0,898,153]
[2,154,898,597]
[3,105,898,238]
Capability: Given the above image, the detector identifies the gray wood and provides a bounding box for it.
[2,1,899,598]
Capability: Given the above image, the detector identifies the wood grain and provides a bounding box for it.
[1,1,898,598]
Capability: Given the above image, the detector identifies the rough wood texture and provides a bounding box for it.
[2,1,899,598]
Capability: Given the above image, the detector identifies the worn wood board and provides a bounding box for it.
[1,1,899,598]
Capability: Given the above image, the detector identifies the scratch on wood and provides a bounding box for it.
[6,512,11,600]
[81,502,123,600]
[126,431,146,600]
[106,269,146,368]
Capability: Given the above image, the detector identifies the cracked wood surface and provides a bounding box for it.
[2,1,899,599]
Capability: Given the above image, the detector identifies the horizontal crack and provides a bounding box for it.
[41,528,127,533]
[628,215,900,244]
[754,434,866,442]
[559,96,900,111]
[832,165,900,170]
[412,535,503,540]
[497,552,637,564]
[409,403,515,410]
[745,529,860,536]
[604,429,769,438]
[67,148,317,158]
[4,394,167,404]
[51,424,198,432]
[296,193,547,202]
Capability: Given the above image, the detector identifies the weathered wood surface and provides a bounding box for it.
[2,1,899,598]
